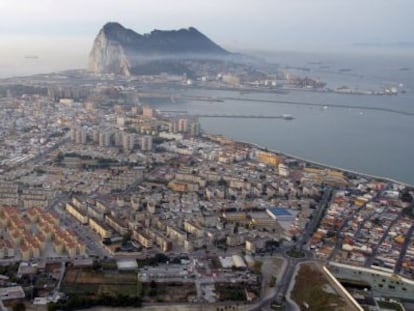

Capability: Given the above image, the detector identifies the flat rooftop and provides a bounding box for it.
[116,259,138,271]
[267,207,292,216]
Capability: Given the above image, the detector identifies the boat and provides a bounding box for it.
[282,114,294,120]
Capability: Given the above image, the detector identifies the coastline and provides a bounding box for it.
[218,135,414,188]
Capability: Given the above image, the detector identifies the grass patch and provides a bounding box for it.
[253,260,263,274]
[291,263,346,311]
[62,267,197,305]
[141,282,196,303]
[63,268,137,285]
[61,267,140,306]
[215,283,246,301]
[287,247,305,258]
[215,282,260,302]
[378,301,404,311]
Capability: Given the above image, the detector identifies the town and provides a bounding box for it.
[0,70,413,311]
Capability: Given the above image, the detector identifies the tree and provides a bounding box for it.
[92,260,102,271]
[155,253,169,264]
[12,302,26,311]
[47,302,58,311]
[401,189,413,203]
[149,280,157,297]
[55,151,64,163]
[122,231,132,245]
[218,178,228,187]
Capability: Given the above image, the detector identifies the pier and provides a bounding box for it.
[219,97,414,117]
[159,111,294,120]
[177,94,414,117]
[197,113,294,119]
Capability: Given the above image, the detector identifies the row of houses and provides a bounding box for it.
[65,197,128,240]
[0,206,85,260]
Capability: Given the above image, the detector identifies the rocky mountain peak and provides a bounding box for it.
[89,22,230,76]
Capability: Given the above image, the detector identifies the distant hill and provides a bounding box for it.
[89,22,231,76]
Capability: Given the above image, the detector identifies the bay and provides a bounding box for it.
[153,51,414,185]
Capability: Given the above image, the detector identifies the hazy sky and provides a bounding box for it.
[1,0,413,76]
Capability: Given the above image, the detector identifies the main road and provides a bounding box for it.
[248,187,332,310]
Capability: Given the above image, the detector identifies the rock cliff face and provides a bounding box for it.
[89,22,229,76]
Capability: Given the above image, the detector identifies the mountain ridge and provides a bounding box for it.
[89,22,230,76]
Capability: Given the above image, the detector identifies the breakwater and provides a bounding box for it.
[216,96,414,117]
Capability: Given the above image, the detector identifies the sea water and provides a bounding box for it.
[155,51,414,185]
